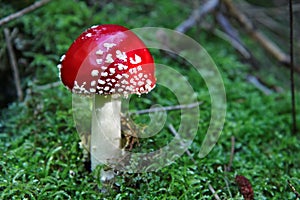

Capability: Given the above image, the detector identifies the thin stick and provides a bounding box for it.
[168,124,195,163]
[223,0,300,72]
[34,81,61,90]
[288,180,300,199]
[247,75,273,95]
[4,28,23,101]
[208,184,221,200]
[227,136,235,171]
[0,0,52,26]
[175,0,220,33]
[129,102,202,115]
[214,15,251,60]
[289,0,297,135]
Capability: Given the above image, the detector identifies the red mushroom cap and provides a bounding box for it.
[58,24,156,96]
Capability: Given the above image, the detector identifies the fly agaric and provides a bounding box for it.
[58,24,156,170]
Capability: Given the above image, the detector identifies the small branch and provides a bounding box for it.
[225,136,235,172]
[4,28,23,101]
[222,0,300,73]
[246,75,273,95]
[289,0,297,135]
[215,12,254,61]
[208,184,221,200]
[0,0,52,26]
[129,102,202,115]
[175,0,220,33]
[34,81,61,90]
[168,124,195,163]
[288,180,300,199]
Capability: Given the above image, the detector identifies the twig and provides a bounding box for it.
[223,177,233,198]
[246,75,273,95]
[225,136,235,172]
[175,0,220,33]
[208,184,221,200]
[289,0,297,135]
[223,136,235,197]
[168,124,195,163]
[215,12,253,60]
[34,81,61,90]
[4,28,23,101]
[0,0,52,26]
[288,180,300,199]
[24,81,61,104]
[254,13,288,38]
[222,0,300,73]
[240,2,300,15]
[129,102,202,115]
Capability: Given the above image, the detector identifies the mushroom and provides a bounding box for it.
[58,24,156,170]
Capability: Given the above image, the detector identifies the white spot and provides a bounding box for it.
[110,88,116,93]
[111,79,116,82]
[86,33,92,37]
[106,78,111,82]
[145,84,152,91]
[60,55,66,62]
[129,68,137,74]
[109,68,116,75]
[103,43,116,50]
[72,81,89,94]
[123,74,129,78]
[90,88,96,93]
[118,88,124,92]
[116,50,127,61]
[130,78,137,86]
[91,80,96,86]
[91,25,99,29]
[138,81,144,86]
[101,72,108,77]
[146,79,152,85]
[115,63,128,70]
[138,73,143,78]
[129,54,142,64]
[144,74,148,78]
[121,80,129,85]
[57,64,62,69]
[104,86,110,91]
[105,54,114,63]
[96,59,103,64]
[98,79,105,84]
[126,86,134,91]
[116,74,122,79]
[101,66,107,70]
[137,65,142,71]
[91,70,99,77]
[96,49,104,55]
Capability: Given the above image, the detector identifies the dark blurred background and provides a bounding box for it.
[0,0,299,108]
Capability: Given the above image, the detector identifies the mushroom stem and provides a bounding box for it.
[91,95,121,171]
